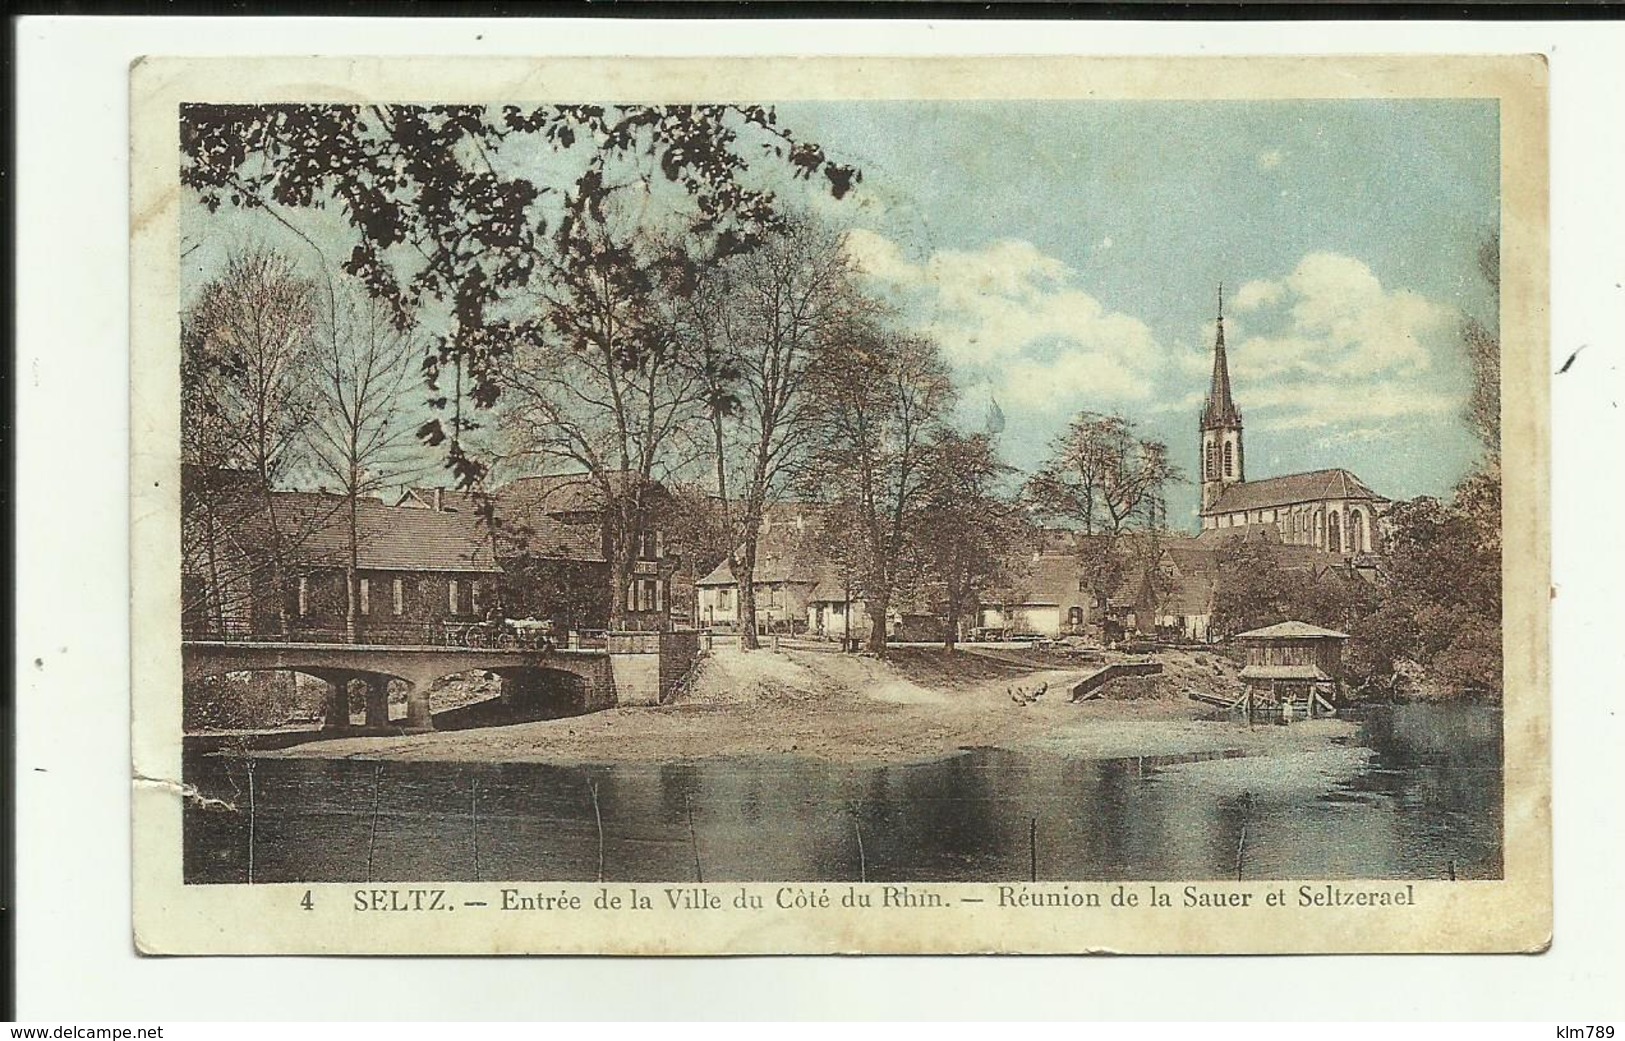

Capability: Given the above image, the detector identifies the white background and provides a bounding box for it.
[13,16,1625,1021]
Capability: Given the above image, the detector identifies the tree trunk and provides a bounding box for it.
[260,488,292,638]
[866,593,889,658]
[943,575,961,653]
[737,541,760,651]
[345,495,360,644]
[609,558,629,631]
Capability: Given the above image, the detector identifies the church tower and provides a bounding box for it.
[1199,285,1244,513]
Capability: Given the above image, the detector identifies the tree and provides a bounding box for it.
[684,215,856,649]
[912,431,1028,650]
[799,325,955,656]
[497,206,707,629]
[1358,480,1502,699]
[306,283,424,642]
[1462,232,1500,459]
[184,247,319,636]
[1209,535,1294,638]
[181,103,860,489]
[1027,410,1183,630]
[1027,411,1182,536]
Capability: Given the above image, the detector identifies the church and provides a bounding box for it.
[1195,288,1387,557]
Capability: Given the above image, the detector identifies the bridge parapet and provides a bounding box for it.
[182,631,701,730]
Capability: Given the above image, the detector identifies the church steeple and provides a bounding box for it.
[1201,283,1242,430]
[1198,283,1245,513]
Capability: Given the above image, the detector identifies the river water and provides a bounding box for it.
[182,703,1502,884]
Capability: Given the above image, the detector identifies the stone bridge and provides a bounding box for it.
[182,641,617,732]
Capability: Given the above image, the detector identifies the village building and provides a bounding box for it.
[977,531,1101,640]
[801,564,876,642]
[182,472,503,643]
[416,471,681,632]
[1196,289,1388,556]
[693,504,822,634]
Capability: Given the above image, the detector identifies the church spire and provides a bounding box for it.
[1201,282,1241,430]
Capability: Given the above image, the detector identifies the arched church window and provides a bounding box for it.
[1328,511,1343,554]
[1350,509,1367,554]
[1314,510,1324,548]
[1205,443,1216,480]
[1223,442,1234,478]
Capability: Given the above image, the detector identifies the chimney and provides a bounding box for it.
[434,488,445,511]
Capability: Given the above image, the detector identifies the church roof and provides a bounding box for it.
[1200,292,1241,430]
[1204,468,1386,515]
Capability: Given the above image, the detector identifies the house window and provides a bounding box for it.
[471,580,483,617]
[359,578,370,616]
[393,577,404,616]
[297,576,309,617]
[638,531,658,559]
[449,579,460,615]
[1223,441,1234,478]
[654,580,665,614]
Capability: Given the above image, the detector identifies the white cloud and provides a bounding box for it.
[1231,279,1283,312]
[1257,150,1284,171]
[843,231,1166,413]
[1226,252,1459,431]
[1098,235,1114,250]
[843,227,920,290]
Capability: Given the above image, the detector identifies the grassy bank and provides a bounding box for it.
[253,644,1356,766]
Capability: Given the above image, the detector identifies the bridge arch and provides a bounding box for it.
[182,642,613,733]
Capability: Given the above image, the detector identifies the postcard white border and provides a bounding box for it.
[14,14,1625,1019]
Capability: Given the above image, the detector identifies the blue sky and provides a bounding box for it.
[184,99,1498,529]
[776,99,1500,527]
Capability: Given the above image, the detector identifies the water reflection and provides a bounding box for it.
[183,703,1502,884]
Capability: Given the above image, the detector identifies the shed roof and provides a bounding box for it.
[1234,620,1349,640]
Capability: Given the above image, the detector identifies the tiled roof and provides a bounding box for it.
[696,557,818,587]
[987,553,1084,605]
[224,492,501,574]
[807,563,866,603]
[490,472,626,562]
[1205,469,1386,515]
[397,487,488,514]
[1194,522,1282,546]
[1234,620,1349,640]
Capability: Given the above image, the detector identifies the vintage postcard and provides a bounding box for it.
[131,53,1549,955]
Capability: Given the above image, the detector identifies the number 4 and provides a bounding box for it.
[301,890,314,911]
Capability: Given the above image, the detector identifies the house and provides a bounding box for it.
[182,478,503,643]
[805,564,877,642]
[696,558,819,633]
[489,471,679,632]
[1154,542,1219,642]
[1152,526,1355,643]
[976,544,1093,639]
[694,504,824,633]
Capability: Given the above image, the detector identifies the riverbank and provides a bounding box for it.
[248,644,1358,765]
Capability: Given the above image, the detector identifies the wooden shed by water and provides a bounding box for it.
[1233,620,1348,721]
